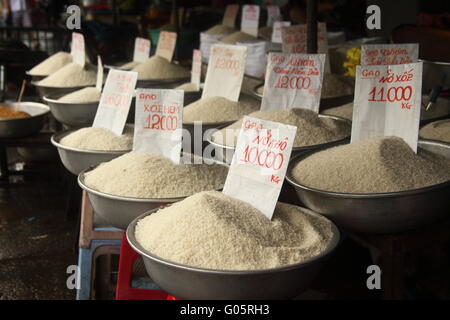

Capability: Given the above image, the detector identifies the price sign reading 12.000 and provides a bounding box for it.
[93,69,138,136]
[351,62,423,153]
[222,116,297,219]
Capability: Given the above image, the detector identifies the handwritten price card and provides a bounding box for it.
[361,43,419,66]
[191,49,202,90]
[281,25,306,53]
[156,31,177,62]
[241,5,260,37]
[202,44,248,102]
[93,69,138,136]
[133,89,184,163]
[133,37,151,63]
[223,4,239,28]
[272,21,291,43]
[70,32,85,67]
[261,52,325,113]
[96,55,103,91]
[351,62,423,152]
[222,116,297,219]
[267,5,281,27]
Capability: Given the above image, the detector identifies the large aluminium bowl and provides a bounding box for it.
[285,139,450,234]
[78,159,229,230]
[136,77,190,89]
[126,205,340,300]
[32,81,86,100]
[0,102,50,138]
[51,129,130,175]
[208,114,351,164]
[43,94,99,127]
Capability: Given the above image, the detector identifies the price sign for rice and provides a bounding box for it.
[134,89,184,163]
[281,25,306,53]
[223,116,297,219]
[222,4,239,28]
[96,55,103,91]
[133,37,151,63]
[202,44,247,101]
[352,62,423,152]
[241,5,260,37]
[361,43,419,66]
[93,69,138,136]
[267,5,281,26]
[272,21,291,43]
[191,49,202,89]
[261,52,325,113]
[156,31,177,62]
[70,32,85,66]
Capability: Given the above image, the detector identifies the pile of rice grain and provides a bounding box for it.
[57,87,101,103]
[38,63,97,87]
[290,136,450,193]
[220,31,258,44]
[119,61,141,70]
[131,56,190,80]
[322,74,354,98]
[212,108,351,147]
[135,191,335,271]
[322,103,353,120]
[204,24,235,35]
[60,126,133,151]
[419,119,450,143]
[175,82,199,92]
[83,153,228,198]
[29,51,73,76]
[183,95,260,123]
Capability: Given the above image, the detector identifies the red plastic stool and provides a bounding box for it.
[116,233,170,300]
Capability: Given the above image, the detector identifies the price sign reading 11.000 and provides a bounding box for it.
[351,62,423,153]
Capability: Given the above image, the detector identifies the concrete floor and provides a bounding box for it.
[0,182,77,300]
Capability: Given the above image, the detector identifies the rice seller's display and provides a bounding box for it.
[419,119,450,143]
[290,136,450,194]
[38,63,97,87]
[60,126,134,151]
[212,108,350,147]
[57,87,101,103]
[131,56,190,80]
[135,191,334,271]
[220,31,258,44]
[205,24,235,35]
[28,51,73,76]
[322,103,353,120]
[175,82,200,92]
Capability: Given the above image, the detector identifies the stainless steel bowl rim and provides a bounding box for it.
[51,129,131,155]
[126,205,340,275]
[206,113,352,151]
[0,102,50,122]
[285,141,450,199]
[77,158,230,203]
[252,83,264,99]
[31,81,89,91]
[43,95,99,106]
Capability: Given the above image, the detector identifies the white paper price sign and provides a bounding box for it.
[202,44,248,102]
[191,49,202,90]
[222,116,297,219]
[281,24,307,53]
[133,37,151,63]
[361,43,419,66]
[133,89,184,163]
[156,31,177,62]
[241,5,260,37]
[272,21,291,43]
[70,32,85,67]
[96,55,103,91]
[267,5,281,27]
[261,53,325,113]
[351,62,423,152]
[93,69,138,136]
[222,4,239,28]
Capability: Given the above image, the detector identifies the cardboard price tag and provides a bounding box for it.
[93,69,138,136]
[156,31,177,62]
[70,32,85,67]
[96,55,103,91]
[202,44,248,102]
[133,89,184,163]
[261,52,325,113]
[191,49,202,90]
[241,5,260,37]
[351,62,423,152]
[272,21,291,43]
[222,116,297,219]
[222,4,239,28]
[361,43,419,66]
[266,5,281,27]
[281,25,307,53]
[133,37,151,63]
